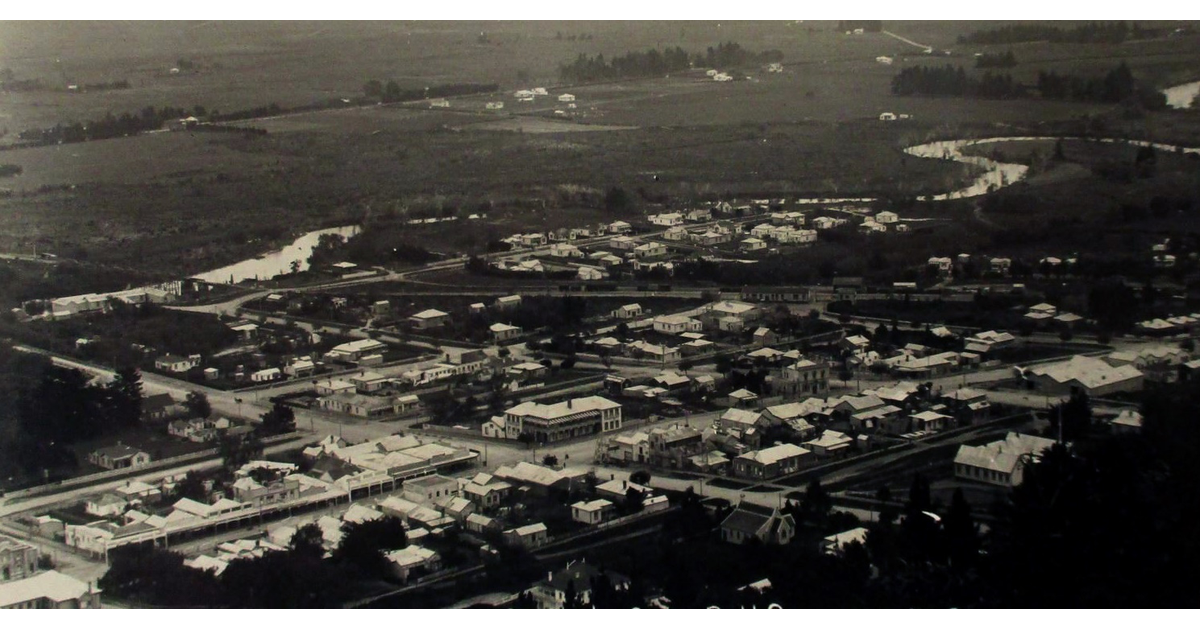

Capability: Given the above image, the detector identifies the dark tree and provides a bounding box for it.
[801,477,833,522]
[106,366,144,426]
[290,523,326,558]
[630,470,651,485]
[334,515,408,578]
[942,488,978,567]
[259,402,297,436]
[604,186,632,213]
[624,487,645,514]
[185,391,211,419]
[174,470,209,502]
[218,430,263,473]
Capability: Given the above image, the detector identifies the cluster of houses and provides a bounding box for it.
[1135,312,1200,337]
[927,253,1013,277]
[1022,302,1085,329]
[600,377,990,480]
[21,282,181,321]
[143,316,337,385]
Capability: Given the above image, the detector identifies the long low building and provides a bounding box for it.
[1025,355,1144,397]
[953,432,1058,487]
[732,443,812,479]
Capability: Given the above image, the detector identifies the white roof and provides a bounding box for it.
[1028,355,1143,390]
[764,399,825,421]
[572,499,615,511]
[738,443,810,465]
[343,504,385,524]
[172,498,214,518]
[1111,409,1143,428]
[721,408,762,426]
[505,396,620,420]
[490,323,521,332]
[655,314,699,326]
[710,300,757,315]
[386,545,439,568]
[411,308,449,319]
[953,432,1056,474]
[805,430,854,449]
[0,570,94,607]
[509,523,548,536]
[728,388,758,401]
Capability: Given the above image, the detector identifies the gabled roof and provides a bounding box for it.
[0,570,96,607]
[720,408,763,427]
[720,502,786,536]
[411,308,449,319]
[953,432,1056,474]
[736,443,810,465]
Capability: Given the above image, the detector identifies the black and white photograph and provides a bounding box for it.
[0,6,1198,615]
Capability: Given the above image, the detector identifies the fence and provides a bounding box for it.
[3,432,303,502]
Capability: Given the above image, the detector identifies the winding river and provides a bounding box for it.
[193,224,360,285]
[903,136,1200,202]
[186,135,1199,286]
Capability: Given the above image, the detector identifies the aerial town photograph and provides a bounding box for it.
[1,7,1199,617]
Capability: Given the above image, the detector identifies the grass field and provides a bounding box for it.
[3,21,1200,283]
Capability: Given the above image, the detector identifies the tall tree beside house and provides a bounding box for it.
[624,487,645,514]
[260,402,297,436]
[185,391,211,419]
[107,365,144,427]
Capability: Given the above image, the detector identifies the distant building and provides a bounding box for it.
[409,309,450,330]
[88,444,151,470]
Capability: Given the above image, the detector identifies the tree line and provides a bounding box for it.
[361,80,498,103]
[974,50,1017,69]
[957,21,1159,45]
[891,62,1166,108]
[557,42,783,83]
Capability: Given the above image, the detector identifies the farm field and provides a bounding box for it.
[2,20,1200,288]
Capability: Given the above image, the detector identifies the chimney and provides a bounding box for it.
[548,571,554,581]
[567,399,572,409]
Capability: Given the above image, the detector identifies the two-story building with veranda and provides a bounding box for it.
[502,396,623,443]
[776,358,830,396]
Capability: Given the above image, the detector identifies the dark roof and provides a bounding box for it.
[311,454,359,481]
[93,444,146,459]
[832,277,864,287]
[143,393,177,413]
[720,503,776,535]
